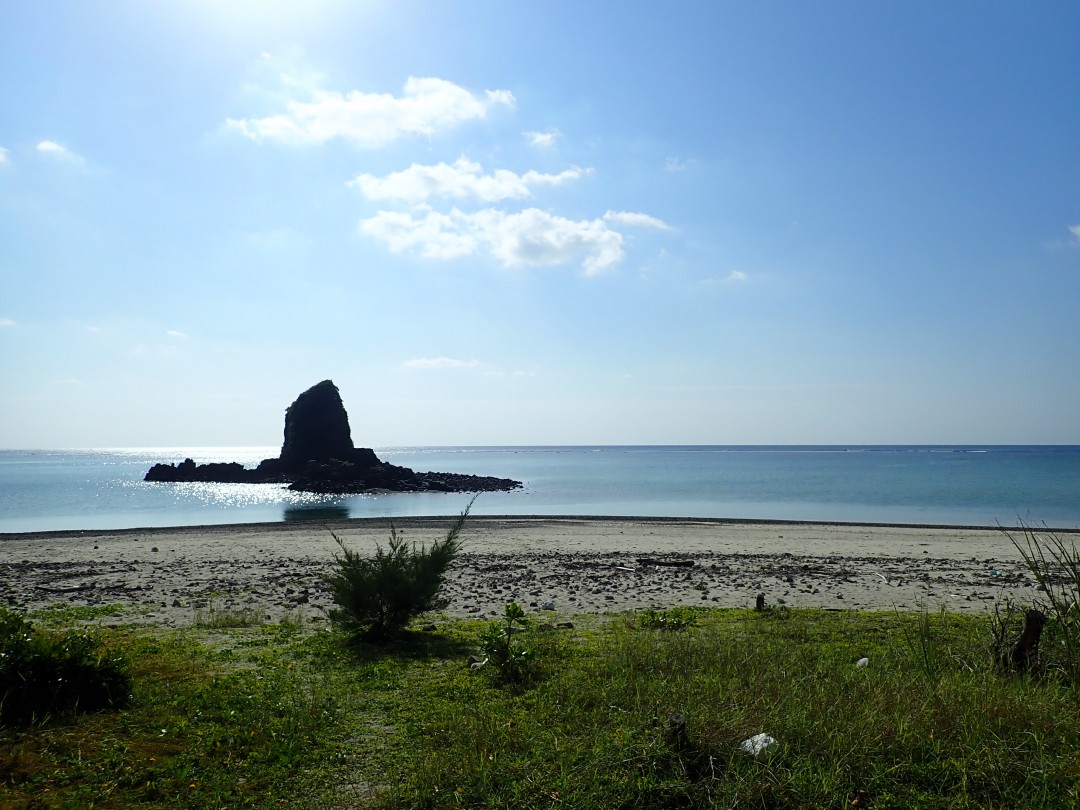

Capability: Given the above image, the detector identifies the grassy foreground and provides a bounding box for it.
[2,605,1079,809]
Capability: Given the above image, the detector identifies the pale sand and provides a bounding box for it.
[0,517,1064,627]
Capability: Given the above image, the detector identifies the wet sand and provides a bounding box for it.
[0,517,1059,626]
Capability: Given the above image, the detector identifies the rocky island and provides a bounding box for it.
[144,380,522,495]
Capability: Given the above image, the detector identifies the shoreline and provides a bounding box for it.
[1,516,1061,627]
[6,512,1079,542]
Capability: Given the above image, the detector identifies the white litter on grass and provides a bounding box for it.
[856,657,870,668]
[740,733,778,758]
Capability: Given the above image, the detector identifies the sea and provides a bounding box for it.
[1,446,1078,534]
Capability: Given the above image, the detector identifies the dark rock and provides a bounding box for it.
[280,380,354,470]
[144,379,522,494]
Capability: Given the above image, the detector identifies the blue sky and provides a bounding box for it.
[1,1,1078,448]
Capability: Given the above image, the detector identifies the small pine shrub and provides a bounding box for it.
[324,499,472,641]
[0,608,132,725]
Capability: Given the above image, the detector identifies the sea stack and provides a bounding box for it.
[144,380,521,494]
[279,380,363,469]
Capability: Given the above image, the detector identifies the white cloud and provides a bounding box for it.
[226,76,514,148]
[362,206,654,274]
[36,140,84,163]
[525,128,561,148]
[699,270,749,287]
[485,89,515,107]
[0,317,16,327]
[0,147,9,165]
[665,156,689,172]
[349,158,589,203]
[404,357,480,369]
[361,209,479,260]
[166,330,188,338]
[603,210,670,230]
[1069,224,1080,244]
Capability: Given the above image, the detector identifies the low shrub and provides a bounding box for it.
[479,602,535,683]
[324,499,472,641]
[0,608,132,725]
[637,605,698,631]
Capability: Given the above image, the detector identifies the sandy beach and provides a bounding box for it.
[0,517,1063,627]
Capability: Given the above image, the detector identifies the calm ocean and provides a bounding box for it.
[0,446,1077,534]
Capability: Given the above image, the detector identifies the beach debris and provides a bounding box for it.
[468,655,488,670]
[856,657,869,668]
[637,558,695,567]
[740,732,778,759]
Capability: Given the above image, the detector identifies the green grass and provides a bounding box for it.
[2,607,1079,808]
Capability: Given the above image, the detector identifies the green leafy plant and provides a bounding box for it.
[479,602,535,683]
[637,605,698,631]
[0,608,132,725]
[323,499,472,641]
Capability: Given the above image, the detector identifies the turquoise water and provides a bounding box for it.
[0,446,1078,533]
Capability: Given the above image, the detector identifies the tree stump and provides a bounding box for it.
[1010,609,1048,673]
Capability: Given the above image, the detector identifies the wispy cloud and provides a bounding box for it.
[166,330,188,338]
[524,128,561,148]
[403,357,480,369]
[665,156,690,172]
[0,146,9,166]
[227,76,514,148]
[36,140,84,164]
[1069,224,1080,244]
[362,206,669,274]
[0,317,16,327]
[699,269,749,287]
[350,158,589,203]
[603,210,670,230]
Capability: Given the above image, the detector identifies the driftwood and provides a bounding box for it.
[637,558,695,568]
[1010,609,1048,673]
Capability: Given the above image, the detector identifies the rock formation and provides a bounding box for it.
[145,380,521,494]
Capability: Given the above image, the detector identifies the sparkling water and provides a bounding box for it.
[0,446,1077,533]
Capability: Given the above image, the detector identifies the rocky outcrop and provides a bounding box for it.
[279,380,356,470]
[144,380,522,494]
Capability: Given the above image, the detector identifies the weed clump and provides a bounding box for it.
[0,608,132,725]
[323,499,471,641]
[637,605,699,631]
[1001,523,1080,683]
